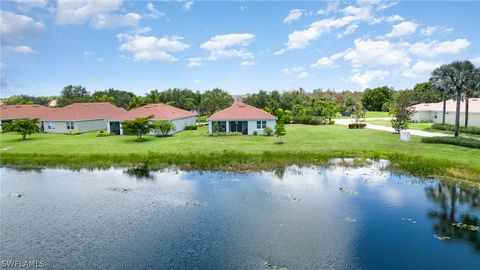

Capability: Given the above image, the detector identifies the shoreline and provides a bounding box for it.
[1,150,479,185]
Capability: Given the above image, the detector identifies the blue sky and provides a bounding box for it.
[1,0,479,97]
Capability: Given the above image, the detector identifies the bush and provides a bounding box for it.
[198,116,208,122]
[184,125,198,130]
[264,127,273,136]
[96,130,111,137]
[431,123,480,135]
[292,115,326,125]
[421,136,480,149]
[253,131,258,136]
[65,130,81,135]
[328,120,335,125]
[208,132,242,137]
[348,123,366,129]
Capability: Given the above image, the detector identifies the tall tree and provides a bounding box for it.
[409,82,442,104]
[145,90,162,104]
[463,67,480,127]
[199,88,233,115]
[57,85,90,107]
[361,86,393,111]
[430,65,454,125]
[128,96,146,109]
[390,91,415,134]
[91,88,135,109]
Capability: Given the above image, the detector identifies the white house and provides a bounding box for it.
[107,103,198,135]
[412,98,480,126]
[208,102,277,135]
[41,102,127,133]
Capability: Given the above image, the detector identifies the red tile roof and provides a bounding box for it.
[41,102,126,121]
[109,103,197,121]
[208,102,277,120]
[0,104,54,120]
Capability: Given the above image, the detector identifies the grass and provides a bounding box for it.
[1,125,479,183]
[336,111,390,119]
[365,120,480,138]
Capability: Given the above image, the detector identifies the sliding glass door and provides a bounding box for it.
[229,121,248,135]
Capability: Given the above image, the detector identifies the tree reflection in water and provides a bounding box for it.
[425,181,480,251]
[124,163,154,180]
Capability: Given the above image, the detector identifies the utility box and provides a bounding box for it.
[400,130,411,141]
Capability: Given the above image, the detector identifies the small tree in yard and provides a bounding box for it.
[274,122,286,144]
[121,116,154,141]
[264,127,273,136]
[213,122,220,134]
[153,121,176,137]
[4,119,40,140]
[390,91,415,134]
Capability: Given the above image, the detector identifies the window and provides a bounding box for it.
[47,122,55,130]
[66,121,75,130]
[257,121,266,129]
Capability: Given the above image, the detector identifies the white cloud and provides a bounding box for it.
[385,15,404,23]
[117,34,190,62]
[14,0,47,10]
[146,2,165,18]
[337,24,358,39]
[471,57,480,65]
[402,60,440,77]
[282,66,310,79]
[201,33,255,61]
[0,11,44,39]
[406,39,470,58]
[56,0,122,25]
[317,1,339,15]
[385,21,417,38]
[276,1,387,54]
[241,60,255,66]
[284,9,304,24]
[183,1,194,11]
[10,45,37,55]
[420,26,437,36]
[310,52,345,68]
[350,69,389,88]
[343,39,411,68]
[90,13,141,29]
[188,57,202,67]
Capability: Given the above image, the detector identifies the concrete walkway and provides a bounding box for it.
[334,118,453,138]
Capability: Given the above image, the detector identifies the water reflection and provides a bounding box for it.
[425,182,480,251]
[124,163,154,179]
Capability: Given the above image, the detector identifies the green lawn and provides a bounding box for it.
[336,111,390,119]
[1,125,479,183]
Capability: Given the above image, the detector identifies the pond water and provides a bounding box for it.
[1,161,479,269]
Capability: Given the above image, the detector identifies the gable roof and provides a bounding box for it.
[0,104,54,120]
[208,102,277,121]
[41,102,126,121]
[109,103,197,121]
[413,98,480,113]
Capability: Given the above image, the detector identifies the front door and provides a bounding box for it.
[109,122,121,135]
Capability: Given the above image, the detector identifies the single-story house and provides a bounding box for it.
[412,98,480,126]
[107,103,198,135]
[0,104,54,132]
[208,102,277,135]
[41,102,126,133]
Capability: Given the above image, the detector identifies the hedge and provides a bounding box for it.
[421,136,480,149]
[431,123,480,135]
[348,123,366,129]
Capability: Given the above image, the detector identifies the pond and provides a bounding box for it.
[1,161,479,269]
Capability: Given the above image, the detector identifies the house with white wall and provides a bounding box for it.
[208,102,277,135]
[107,103,197,135]
[412,98,480,126]
[41,102,126,133]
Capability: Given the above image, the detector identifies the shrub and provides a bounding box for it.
[198,116,208,122]
[253,131,258,136]
[65,130,81,135]
[431,123,480,135]
[96,130,111,137]
[292,115,326,125]
[421,136,480,149]
[184,125,198,130]
[264,127,273,136]
[153,121,176,137]
[328,120,335,125]
[348,123,366,129]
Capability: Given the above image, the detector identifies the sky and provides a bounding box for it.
[1,0,479,97]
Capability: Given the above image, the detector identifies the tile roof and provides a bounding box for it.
[109,103,197,121]
[412,98,480,113]
[208,102,277,120]
[41,102,126,121]
[0,104,54,120]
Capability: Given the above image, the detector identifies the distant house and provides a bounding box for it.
[41,102,126,133]
[107,103,197,135]
[412,98,480,126]
[208,102,277,135]
[0,104,54,132]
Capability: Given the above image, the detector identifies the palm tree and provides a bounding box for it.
[145,90,161,104]
[430,65,454,125]
[464,67,480,127]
